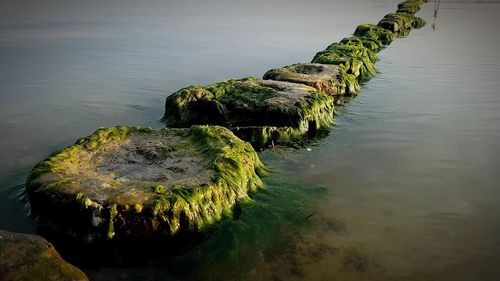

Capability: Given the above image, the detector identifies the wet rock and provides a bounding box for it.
[353,24,395,46]
[312,42,378,82]
[26,126,267,243]
[397,0,428,14]
[164,77,334,141]
[378,13,426,35]
[0,229,88,281]
[340,36,384,52]
[263,63,352,96]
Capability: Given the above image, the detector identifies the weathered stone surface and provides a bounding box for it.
[378,13,426,35]
[263,63,351,96]
[312,42,378,82]
[164,77,334,137]
[353,24,395,46]
[0,229,88,281]
[27,126,267,242]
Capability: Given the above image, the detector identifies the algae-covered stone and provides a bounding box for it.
[164,77,334,137]
[353,24,395,46]
[312,42,378,82]
[378,13,426,35]
[27,125,267,242]
[263,63,353,96]
[397,0,428,14]
[232,126,307,149]
[340,36,384,52]
[0,229,88,281]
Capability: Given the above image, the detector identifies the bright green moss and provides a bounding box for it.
[397,0,427,14]
[311,43,378,81]
[340,36,384,52]
[26,126,269,242]
[164,78,335,141]
[378,13,427,36]
[353,24,395,46]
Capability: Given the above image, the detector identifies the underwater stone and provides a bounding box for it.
[0,229,88,281]
[263,63,351,96]
[26,125,267,242]
[164,77,335,138]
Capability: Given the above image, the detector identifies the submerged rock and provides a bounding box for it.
[0,229,88,281]
[263,63,353,96]
[378,13,426,35]
[26,126,267,242]
[164,77,335,143]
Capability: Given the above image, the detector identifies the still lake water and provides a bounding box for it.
[1,0,500,280]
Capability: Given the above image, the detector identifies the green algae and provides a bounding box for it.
[378,13,426,35]
[353,24,395,46]
[164,77,335,142]
[397,0,428,14]
[340,36,384,52]
[311,42,378,81]
[26,125,268,242]
[263,63,350,96]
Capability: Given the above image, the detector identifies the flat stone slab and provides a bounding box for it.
[0,229,88,281]
[27,126,266,242]
[263,63,350,96]
[164,77,334,138]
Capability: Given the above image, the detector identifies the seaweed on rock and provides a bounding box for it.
[263,63,353,96]
[340,36,384,52]
[353,24,395,46]
[397,0,428,14]
[26,126,268,243]
[311,43,378,81]
[378,13,426,35]
[164,77,335,142]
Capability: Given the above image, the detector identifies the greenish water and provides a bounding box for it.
[1,0,500,280]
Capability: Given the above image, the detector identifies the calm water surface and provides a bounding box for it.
[1,0,499,280]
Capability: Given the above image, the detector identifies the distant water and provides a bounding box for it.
[1,0,500,280]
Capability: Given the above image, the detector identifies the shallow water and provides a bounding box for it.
[1,0,500,280]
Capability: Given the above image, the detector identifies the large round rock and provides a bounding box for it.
[27,126,266,242]
[0,229,88,281]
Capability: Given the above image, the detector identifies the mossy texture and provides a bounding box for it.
[378,13,426,35]
[312,42,378,81]
[0,229,89,281]
[397,0,428,14]
[231,126,308,149]
[164,77,335,138]
[340,36,384,52]
[27,126,267,242]
[263,63,350,96]
[353,24,395,46]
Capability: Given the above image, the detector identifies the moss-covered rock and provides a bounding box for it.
[263,63,354,96]
[378,13,426,35]
[353,24,395,46]
[397,0,428,14]
[311,42,378,82]
[0,229,89,281]
[339,36,384,52]
[164,78,335,139]
[26,125,267,243]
